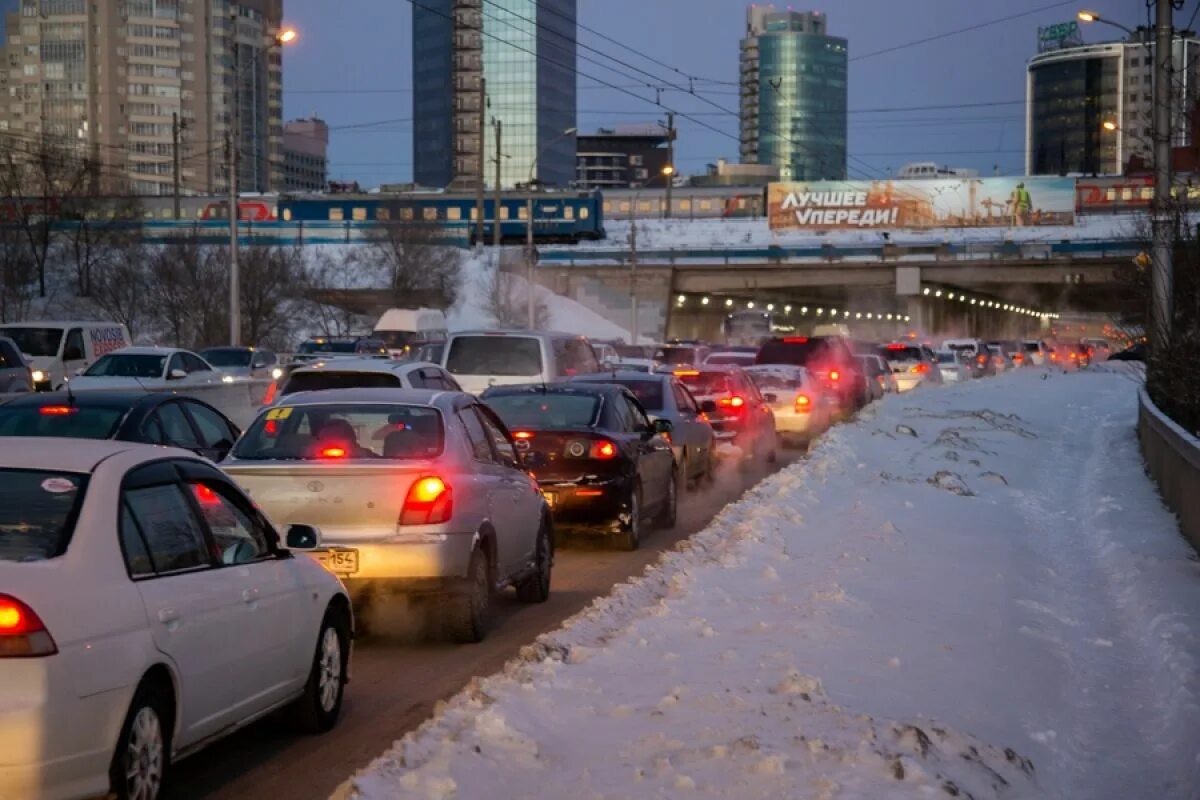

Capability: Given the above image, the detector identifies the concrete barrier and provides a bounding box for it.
[0,378,274,430]
[1138,388,1200,554]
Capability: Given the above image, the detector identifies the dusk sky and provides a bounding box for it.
[280,0,1149,186]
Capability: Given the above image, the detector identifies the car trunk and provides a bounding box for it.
[510,427,624,482]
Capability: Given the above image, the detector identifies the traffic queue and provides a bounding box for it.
[0,322,1102,800]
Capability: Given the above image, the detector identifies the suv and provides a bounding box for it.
[0,336,32,393]
[755,335,864,412]
[442,330,600,395]
[290,337,390,368]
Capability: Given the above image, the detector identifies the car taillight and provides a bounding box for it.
[1014,354,1025,363]
[828,370,840,382]
[399,476,453,525]
[512,431,534,440]
[794,394,811,413]
[1050,352,1059,361]
[910,363,929,374]
[1069,352,1078,360]
[39,406,76,416]
[592,440,617,459]
[976,355,987,364]
[262,381,277,405]
[319,446,348,459]
[718,395,745,409]
[0,595,56,658]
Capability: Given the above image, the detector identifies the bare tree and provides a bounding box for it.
[88,245,151,339]
[0,224,37,322]
[352,220,463,308]
[239,244,306,348]
[62,195,142,297]
[481,259,550,330]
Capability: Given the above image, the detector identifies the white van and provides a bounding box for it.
[442,330,600,395]
[0,321,130,390]
[373,308,448,359]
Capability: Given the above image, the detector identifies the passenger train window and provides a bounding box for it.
[580,207,589,219]
[282,208,292,221]
[352,207,367,221]
[376,207,390,221]
[564,206,574,220]
[401,207,414,220]
[329,208,344,221]
[679,200,691,211]
[699,200,712,210]
[500,206,510,220]
[518,205,528,220]
[447,207,462,221]
[423,207,438,221]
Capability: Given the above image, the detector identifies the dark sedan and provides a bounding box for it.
[481,382,676,551]
[0,391,241,461]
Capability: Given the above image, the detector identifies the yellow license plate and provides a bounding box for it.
[313,549,359,576]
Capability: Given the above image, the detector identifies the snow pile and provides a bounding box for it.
[446,251,631,340]
[343,369,1200,799]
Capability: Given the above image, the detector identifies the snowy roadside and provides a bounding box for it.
[341,370,1200,800]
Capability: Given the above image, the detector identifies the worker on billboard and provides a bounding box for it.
[1008,182,1032,226]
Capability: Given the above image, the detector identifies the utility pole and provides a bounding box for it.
[664,111,675,219]
[629,217,638,344]
[493,117,502,248]
[526,187,535,329]
[228,11,241,347]
[1151,0,1174,357]
[475,77,486,246]
[171,112,182,220]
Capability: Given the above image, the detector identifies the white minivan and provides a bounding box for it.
[0,321,131,391]
[442,330,600,395]
[373,308,448,360]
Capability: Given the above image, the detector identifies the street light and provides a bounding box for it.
[1077,10,1135,36]
[228,24,297,346]
[525,126,577,329]
[1101,119,1118,131]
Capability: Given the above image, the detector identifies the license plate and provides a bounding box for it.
[313,549,359,576]
[542,491,557,508]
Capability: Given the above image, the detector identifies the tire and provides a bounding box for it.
[110,680,172,800]
[679,452,692,491]
[615,483,643,551]
[447,548,491,643]
[703,445,717,484]
[515,517,553,603]
[656,468,678,529]
[290,605,350,733]
[766,433,778,464]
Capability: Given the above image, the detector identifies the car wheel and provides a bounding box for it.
[656,468,678,529]
[290,605,349,733]
[766,433,778,464]
[702,445,717,485]
[616,483,642,551]
[515,516,553,603]
[447,548,491,643]
[110,681,172,800]
[678,452,692,491]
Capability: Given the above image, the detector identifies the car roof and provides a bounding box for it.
[1,389,157,408]
[288,358,438,375]
[108,345,189,356]
[270,387,452,407]
[200,345,263,352]
[483,382,623,397]
[448,329,588,339]
[0,437,144,471]
[571,371,667,382]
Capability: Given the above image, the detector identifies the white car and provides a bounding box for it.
[881,343,941,392]
[744,364,832,447]
[0,439,351,800]
[442,330,600,395]
[934,350,971,383]
[276,358,460,402]
[68,346,221,391]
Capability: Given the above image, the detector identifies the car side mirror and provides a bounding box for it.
[699,399,718,414]
[652,418,673,436]
[763,392,778,404]
[168,368,188,380]
[286,524,322,550]
[73,367,85,376]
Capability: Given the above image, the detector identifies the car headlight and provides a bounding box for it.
[271,367,283,380]
[31,369,45,383]
[222,374,235,383]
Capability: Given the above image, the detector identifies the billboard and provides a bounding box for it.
[767,177,1076,232]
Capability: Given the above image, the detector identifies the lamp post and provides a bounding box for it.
[228,25,296,347]
[524,126,576,329]
[628,165,678,344]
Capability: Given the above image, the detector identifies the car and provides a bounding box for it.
[744,364,831,448]
[0,335,32,393]
[755,335,865,412]
[68,346,221,391]
[0,439,351,800]
[942,338,995,379]
[672,365,777,464]
[854,354,890,403]
[614,344,655,360]
[198,346,282,382]
[986,345,1014,373]
[373,308,449,360]
[222,388,552,641]
[653,342,712,367]
[0,321,131,391]
[412,341,446,364]
[987,340,1028,367]
[881,343,942,392]
[1081,337,1112,361]
[0,391,242,461]
[934,351,971,383]
[277,358,461,401]
[481,382,676,551]
[568,370,716,488]
[442,330,600,395]
[591,342,620,367]
[290,336,389,368]
[1020,339,1051,366]
[611,358,658,373]
[1055,342,1091,369]
[703,347,758,367]
[1109,342,1146,361]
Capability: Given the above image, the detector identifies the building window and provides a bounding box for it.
[629,154,643,166]
[329,208,344,221]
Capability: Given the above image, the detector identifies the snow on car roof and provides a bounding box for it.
[0,437,142,472]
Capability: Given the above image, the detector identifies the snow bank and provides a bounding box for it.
[341,369,1200,798]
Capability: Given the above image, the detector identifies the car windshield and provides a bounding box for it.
[0,469,88,562]
[299,340,358,354]
[0,327,63,357]
[675,371,732,396]
[485,392,600,428]
[883,346,923,362]
[446,336,542,376]
[611,380,664,411]
[1023,342,1041,352]
[281,371,402,396]
[0,404,125,439]
[935,352,958,364]
[199,348,252,368]
[654,346,699,365]
[234,403,444,461]
[83,354,165,378]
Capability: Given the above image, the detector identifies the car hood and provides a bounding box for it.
[68,375,164,390]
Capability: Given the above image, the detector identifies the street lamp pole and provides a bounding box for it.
[626,165,675,344]
[228,24,296,346]
[525,127,576,329]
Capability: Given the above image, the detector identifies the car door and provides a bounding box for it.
[179,464,308,711]
[456,405,522,571]
[119,463,247,747]
[180,400,240,461]
[475,403,542,574]
[61,327,87,378]
[181,352,217,385]
[671,381,710,471]
[143,401,204,454]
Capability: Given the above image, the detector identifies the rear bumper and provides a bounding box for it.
[539,476,630,533]
[893,374,924,392]
[772,409,815,435]
[308,530,476,584]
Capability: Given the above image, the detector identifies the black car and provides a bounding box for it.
[481,382,676,551]
[0,391,241,461]
[1109,342,1146,362]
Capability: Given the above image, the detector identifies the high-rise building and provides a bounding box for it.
[1026,26,1200,175]
[412,0,577,190]
[575,125,669,190]
[739,6,847,181]
[283,116,327,192]
[0,0,285,196]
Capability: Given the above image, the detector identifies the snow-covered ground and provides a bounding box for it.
[344,369,1200,799]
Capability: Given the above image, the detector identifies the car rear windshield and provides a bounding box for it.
[0,405,125,439]
[0,469,88,562]
[675,372,732,396]
[299,340,357,355]
[1023,342,1042,352]
[375,331,417,350]
[654,347,699,365]
[746,370,802,391]
[935,352,958,364]
[234,404,444,461]
[755,339,825,365]
[446,336,543,376]
[199,348,252,367]
[611,380,664,411]
[705,353,754,365]
[0,327,63,358]
[485,392,600,428]
[83,354,165,378]
[281,371,402,396]
[883,346,924,362]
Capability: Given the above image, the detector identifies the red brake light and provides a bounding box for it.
[1014,354,1024,362]
[320,446,347,459]
[828,371,840,382]
[886,343,908,351]
[400,476,453,525]
[910,363,929,374]
[39,406,76,416]
[512,431,534,440]
[192,484,221,505]
[718,395,745,409]
[783,337,809,343]
[264,419,278,435]
[593,440,618,459]
[977,355,987,364]
[795,394,811,413]
[0,595,56,657]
